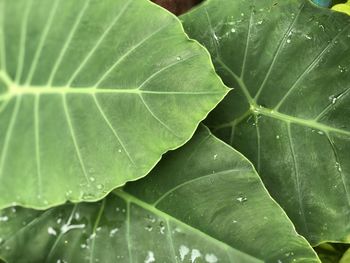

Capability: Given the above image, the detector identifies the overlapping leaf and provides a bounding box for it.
[181,0,350,244]
[0,127,319,262]
[0,0,228,209]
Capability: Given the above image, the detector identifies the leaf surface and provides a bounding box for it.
[0,0,227,209]
[0,127,319,262]
[181,0,350,244]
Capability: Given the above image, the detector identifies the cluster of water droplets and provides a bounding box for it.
[178,245,218,263]
[144,214,166,235]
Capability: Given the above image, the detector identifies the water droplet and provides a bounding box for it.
[57,218,62,224]
[241,13,244,16]
[205,253,218,263]
[176,56,181,61]
[109,228,119,237]
[145,214,156,223]
[145,225,153,232]
[89,177,95,182]
[60,223,85,234]
[48,227,57,236]
[335,162,342,172]
[0,216,8,222]
[232,220,238,223]
[286,39,291,44]
[118,149,122,153]
[338,65,347,73]
[329,95,337,104]
[305,34,312,40]
[144,251,155,263]
[213,154,218,160]
[159,221,165,234]
[236,196,248,203]
[179,245,190,261]
[81,243,88,249]
[231,28,236,33]
[257,20,263,25]
[97,184,104,190]
[65,190,73,198]
[75,212,80,220]
[317,130,324,135]
[276,135,280,139]
[191,249,201,263]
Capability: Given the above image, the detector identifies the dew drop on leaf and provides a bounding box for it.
[179,245,190,261]
[47,227,57,236]
[159,221,165,234]
[145,225,153,232]
[144,251,155,263]
[109,228,119,237]
[205,253,218,263]
[335,162,342,172]
[0,216,8,222]
[236,195,248,203]
[191,249,202,262]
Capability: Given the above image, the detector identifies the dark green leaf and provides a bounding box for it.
[0,127,319,262]
[181,0,350,244]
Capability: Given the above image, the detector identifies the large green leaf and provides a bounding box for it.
[0,127,319,262]
[0,0,228,209]
[181,0,350,244]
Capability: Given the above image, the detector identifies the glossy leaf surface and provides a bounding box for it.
[0,0,227,209]
[181,0,350,244]
[0,127,319,262]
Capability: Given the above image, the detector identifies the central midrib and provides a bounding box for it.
[221,67,350,137]
[0,70,225,100]
[252,105,350,136]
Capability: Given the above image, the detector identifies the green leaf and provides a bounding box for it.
[0,0,228,209]
[0,127,319,262]
[181,0,350,244]
[314,243,350,263]
[340,248,350,263]
[332,1,350,16]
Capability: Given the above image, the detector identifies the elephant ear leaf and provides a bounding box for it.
[0,126,319,263]
[0,0,227,209]
[181,0,350,245]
